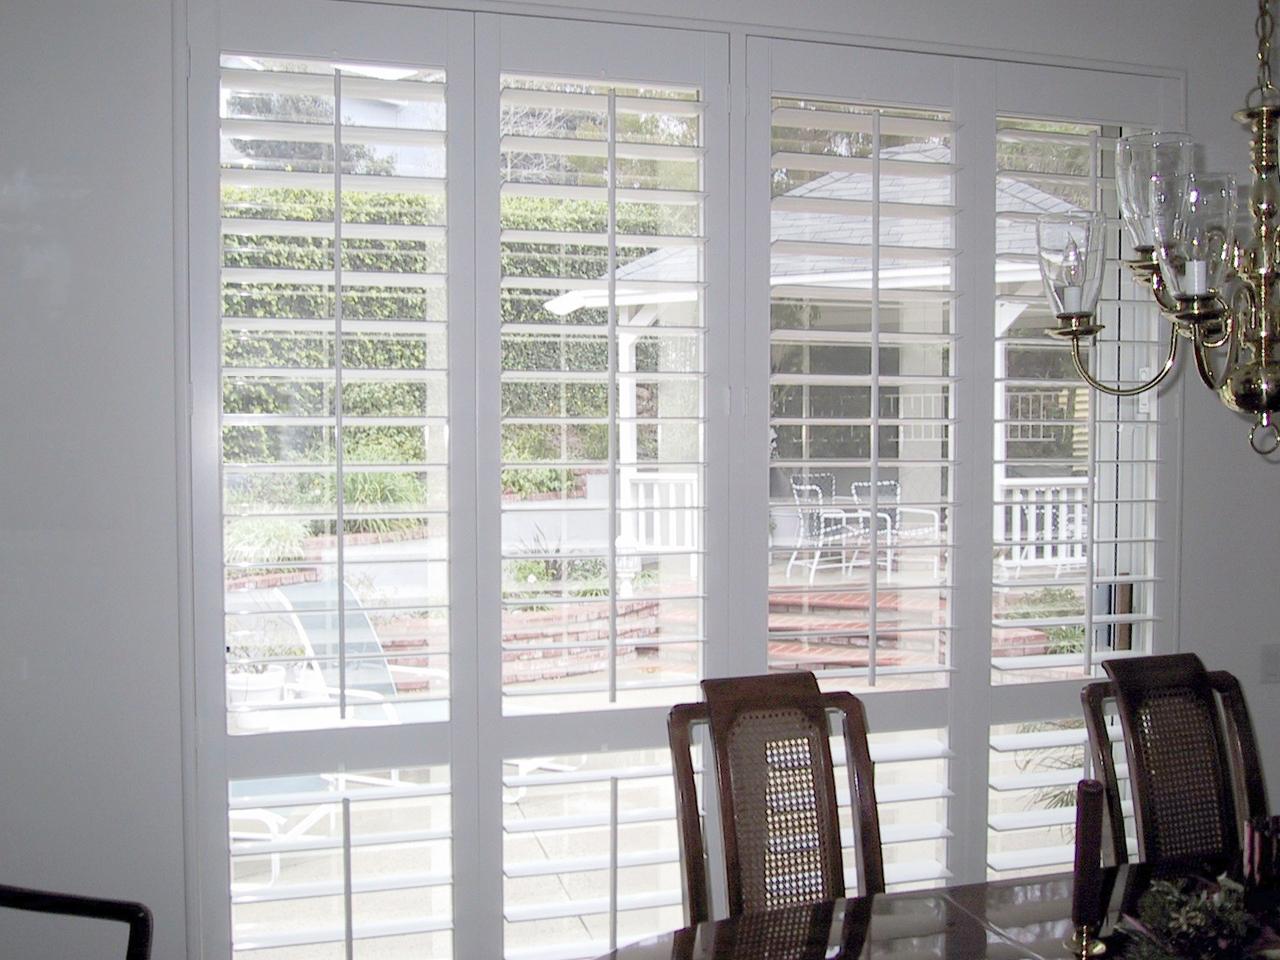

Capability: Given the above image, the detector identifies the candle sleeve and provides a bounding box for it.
[1072,779,1104,929]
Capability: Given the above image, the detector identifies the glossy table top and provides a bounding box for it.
[597,863,1232,960]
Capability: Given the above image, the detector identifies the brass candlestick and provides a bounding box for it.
[1065,924,1107,957]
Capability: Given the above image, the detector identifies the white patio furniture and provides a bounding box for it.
[849,480,944,581]
[786,473,868,584]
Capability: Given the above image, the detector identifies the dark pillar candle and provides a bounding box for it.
[1072,779,1104,929]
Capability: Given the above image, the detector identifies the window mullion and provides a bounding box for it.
[453,11,499,960]
[868,108,881,686]
[946,59,998,885]
[333,67,348,720]
[607,87,619,704]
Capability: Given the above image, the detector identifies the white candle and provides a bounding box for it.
[1062,285,1083,313]
[1186,259,1208,296]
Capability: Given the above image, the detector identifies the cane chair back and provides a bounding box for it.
[668,672,884,925]
[1087,654,1268,864]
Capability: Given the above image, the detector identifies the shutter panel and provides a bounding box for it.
[498,76,708,713]
[229,766,452,955]
[991,116,1161,685]
[767,97,956,691]
[220,56,452,733]
[502,749,685,960]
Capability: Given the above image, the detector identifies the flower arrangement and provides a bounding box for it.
[1120,874,1274,960]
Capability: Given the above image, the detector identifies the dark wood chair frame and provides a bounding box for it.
[0,883,154,960]
[668,672,884,925]
[1081,653,1268,865]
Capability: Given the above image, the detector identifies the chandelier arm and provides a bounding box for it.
[1190,324,1231,391]
[1199,304,1234,349]
[1069,324,1179,397]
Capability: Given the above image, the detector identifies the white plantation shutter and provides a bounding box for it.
[991,116,1162,686]
[479,21,728,960]
[750,40,964,894]
[984,93,1171,877]
[501,749,686,960]
[228,766,452,954]
[497,75,709,714]
[203,4,471,955]
[220,56,451,734]
[748,41,1177,893]
[766,97,956,691]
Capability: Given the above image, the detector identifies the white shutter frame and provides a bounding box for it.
[766,38,958,108]
[497,14,720,88]
[220,0,450,65]
[995,61,1181,128]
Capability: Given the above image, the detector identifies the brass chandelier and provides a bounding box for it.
[1037,0,1280,455]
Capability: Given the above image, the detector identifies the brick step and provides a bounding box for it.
[767,640,907,669]
[769,590,945,614]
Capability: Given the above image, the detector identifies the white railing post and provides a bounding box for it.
[997,477,1089,572]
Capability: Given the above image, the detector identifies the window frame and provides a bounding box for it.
[185,5,1184,956]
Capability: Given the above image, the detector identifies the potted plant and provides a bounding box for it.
[225,632,304,707]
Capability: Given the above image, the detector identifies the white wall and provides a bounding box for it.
[1166,0,1280,814]
[0,0,1273,956]
[0,0,187,957]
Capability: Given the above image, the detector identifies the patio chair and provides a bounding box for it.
[0,883,153,959]
[786,474,865,584]
[667,671,884,925]
[849,480,943,580]
[1081,653,1268,864]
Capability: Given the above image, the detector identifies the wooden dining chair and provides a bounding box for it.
[1081,653,1268,865]
[667,671,884,925]
[0,883,153,959]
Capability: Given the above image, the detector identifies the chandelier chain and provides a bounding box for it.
[1253,0,1276,104]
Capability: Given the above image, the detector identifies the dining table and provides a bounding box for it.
[595,858,1279,960]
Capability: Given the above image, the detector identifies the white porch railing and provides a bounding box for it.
[995,477,1088,571]
[619,471,1088,574]
[1003,389,1076,442]
[617,471,700,595]
[620,471,699,552]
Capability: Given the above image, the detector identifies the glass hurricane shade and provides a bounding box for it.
[1037,212,1106,317]
[1150,172,1237,300]
[1115,132,1196,249]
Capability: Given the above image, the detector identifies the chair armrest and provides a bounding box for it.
[668,703,712,926]
[0,884,154,960]
[821,691,885,895]
[896,506,941,526]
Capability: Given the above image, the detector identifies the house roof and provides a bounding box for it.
[544,141,1078,315]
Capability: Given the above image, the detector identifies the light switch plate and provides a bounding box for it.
[1261,643,1280,684]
